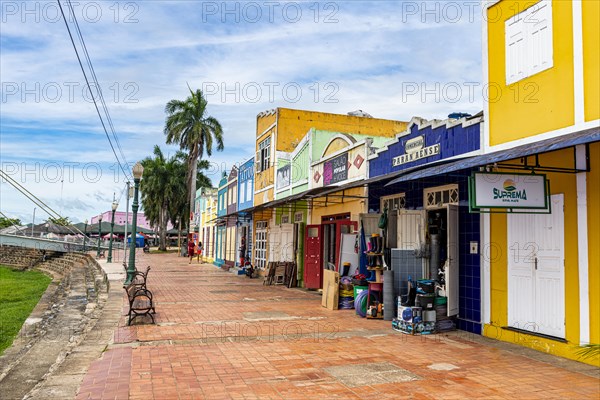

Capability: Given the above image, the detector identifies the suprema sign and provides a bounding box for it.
[471,172,548,209]
[392,143,440,166]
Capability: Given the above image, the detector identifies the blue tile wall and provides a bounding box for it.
[368,171,481,334]
[369,119,481,179]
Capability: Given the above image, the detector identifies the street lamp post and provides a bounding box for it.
[31,207,36,237]
[96,214,103,258]
[83,219,88,252]
[125,162,143,285]
[107,201,118,263]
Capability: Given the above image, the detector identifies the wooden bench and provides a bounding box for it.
[126,283,156,325]
[122,264,151,289]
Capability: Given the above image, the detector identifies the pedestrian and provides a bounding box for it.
[196,241,203,263]
[188,239,195,264]
[239,237,246,267]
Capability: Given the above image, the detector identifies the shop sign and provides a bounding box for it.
[393,136,440,166]
[323,152,348,185]
[470,172,548,209]
[276,164,290,189]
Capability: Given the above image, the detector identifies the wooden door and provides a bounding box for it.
[508,194,565,337]
[304,225,322,289]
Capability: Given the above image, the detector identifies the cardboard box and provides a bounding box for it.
[322,269,340,310]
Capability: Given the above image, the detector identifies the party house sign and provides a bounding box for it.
[471,172,548,209]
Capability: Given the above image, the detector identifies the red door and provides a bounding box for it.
[304,225,322,289]
[335,221,358,271]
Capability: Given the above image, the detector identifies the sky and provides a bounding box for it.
[1,0,483,224]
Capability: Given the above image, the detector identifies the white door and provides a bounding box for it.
[445,204,459,316]
[508,194,565,338]
[397,210,427,277]
[280,224,294,262]
[397,210,426,250]
[269,226,281,262]
[338,233,359,275]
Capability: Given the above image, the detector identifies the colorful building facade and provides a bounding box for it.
[252,108,408,275]
[479,0,599,363]
[367,114,483,334]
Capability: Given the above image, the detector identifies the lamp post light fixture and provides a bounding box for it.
[107,200,118,263]
[83,219,88,252]
[125,162,143,285]
[96,214,103,258]
[31,207,36,237]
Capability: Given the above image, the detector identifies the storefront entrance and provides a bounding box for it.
[396,203,459,317]
[508,194,565,338]
[303,214,357,289]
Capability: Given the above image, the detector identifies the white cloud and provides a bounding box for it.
[1,1,482,221]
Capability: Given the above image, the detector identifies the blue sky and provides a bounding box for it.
[1,1,483,223]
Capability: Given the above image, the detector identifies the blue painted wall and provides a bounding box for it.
[369,117,481,178]
[238,157,254,211]
[217,173,228,218]
[367,116,483,335]
[368,172,482,334]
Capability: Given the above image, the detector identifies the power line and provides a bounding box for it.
[65,0,132,180]
[0,170,85,236]
[57,0,133,182]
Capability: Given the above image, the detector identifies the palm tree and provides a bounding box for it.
[164,88,224,229]
[140,146,187,250]
[140,146,213,251]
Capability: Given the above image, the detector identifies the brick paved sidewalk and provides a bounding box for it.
[76,253,599,399]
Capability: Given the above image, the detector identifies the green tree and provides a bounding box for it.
[47,216,71,226]
[140,146,212,250]
[140,146,183,250]
[0,217,21,229]
[164,88,223,230]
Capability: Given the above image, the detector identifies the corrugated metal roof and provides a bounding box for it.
[386,128,599,186]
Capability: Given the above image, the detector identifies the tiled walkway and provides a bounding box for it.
[77,253,599,399]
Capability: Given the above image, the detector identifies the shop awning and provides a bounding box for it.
[386,128,599,186]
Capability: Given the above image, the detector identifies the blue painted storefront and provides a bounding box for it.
[368,115,483,334]
[238,157,254,211]
[237,157,254,266]
[369,116,481,179]
[215,173,228,267]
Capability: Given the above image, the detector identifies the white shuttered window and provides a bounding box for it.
[505,0,553,85]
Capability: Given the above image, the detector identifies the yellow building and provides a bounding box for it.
[198,188,218,263]
[482,0,599,364]
[252,108,408,272]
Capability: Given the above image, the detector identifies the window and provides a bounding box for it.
[381,193,406,213]
[246,180,253,202]
[294,212,303,222]
[281,214,290,224]
[424,184,459,209]
[505,0,553,84]
[257,136,271,172]
[239,182,245,204]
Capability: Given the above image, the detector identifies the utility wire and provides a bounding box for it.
[0,210,27,235]
[66,0,132,181]
[0,170,85,236]
[57,0,133,182]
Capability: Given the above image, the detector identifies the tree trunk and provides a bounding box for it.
[177,219,182,256]
[188,143,199,234]
[158,207,168,251]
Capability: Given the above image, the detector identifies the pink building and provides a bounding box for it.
[90,211,173,231]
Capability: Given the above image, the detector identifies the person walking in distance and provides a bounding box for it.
[188,239,195,264]
[196,241,203,263]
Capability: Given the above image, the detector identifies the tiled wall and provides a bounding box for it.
[369,120,481,179]
[369,171,482,334]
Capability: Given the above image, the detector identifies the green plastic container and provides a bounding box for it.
[434,296,447,305]
[354,285,368,300]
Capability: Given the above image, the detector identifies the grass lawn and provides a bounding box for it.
[0,265,51,354]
